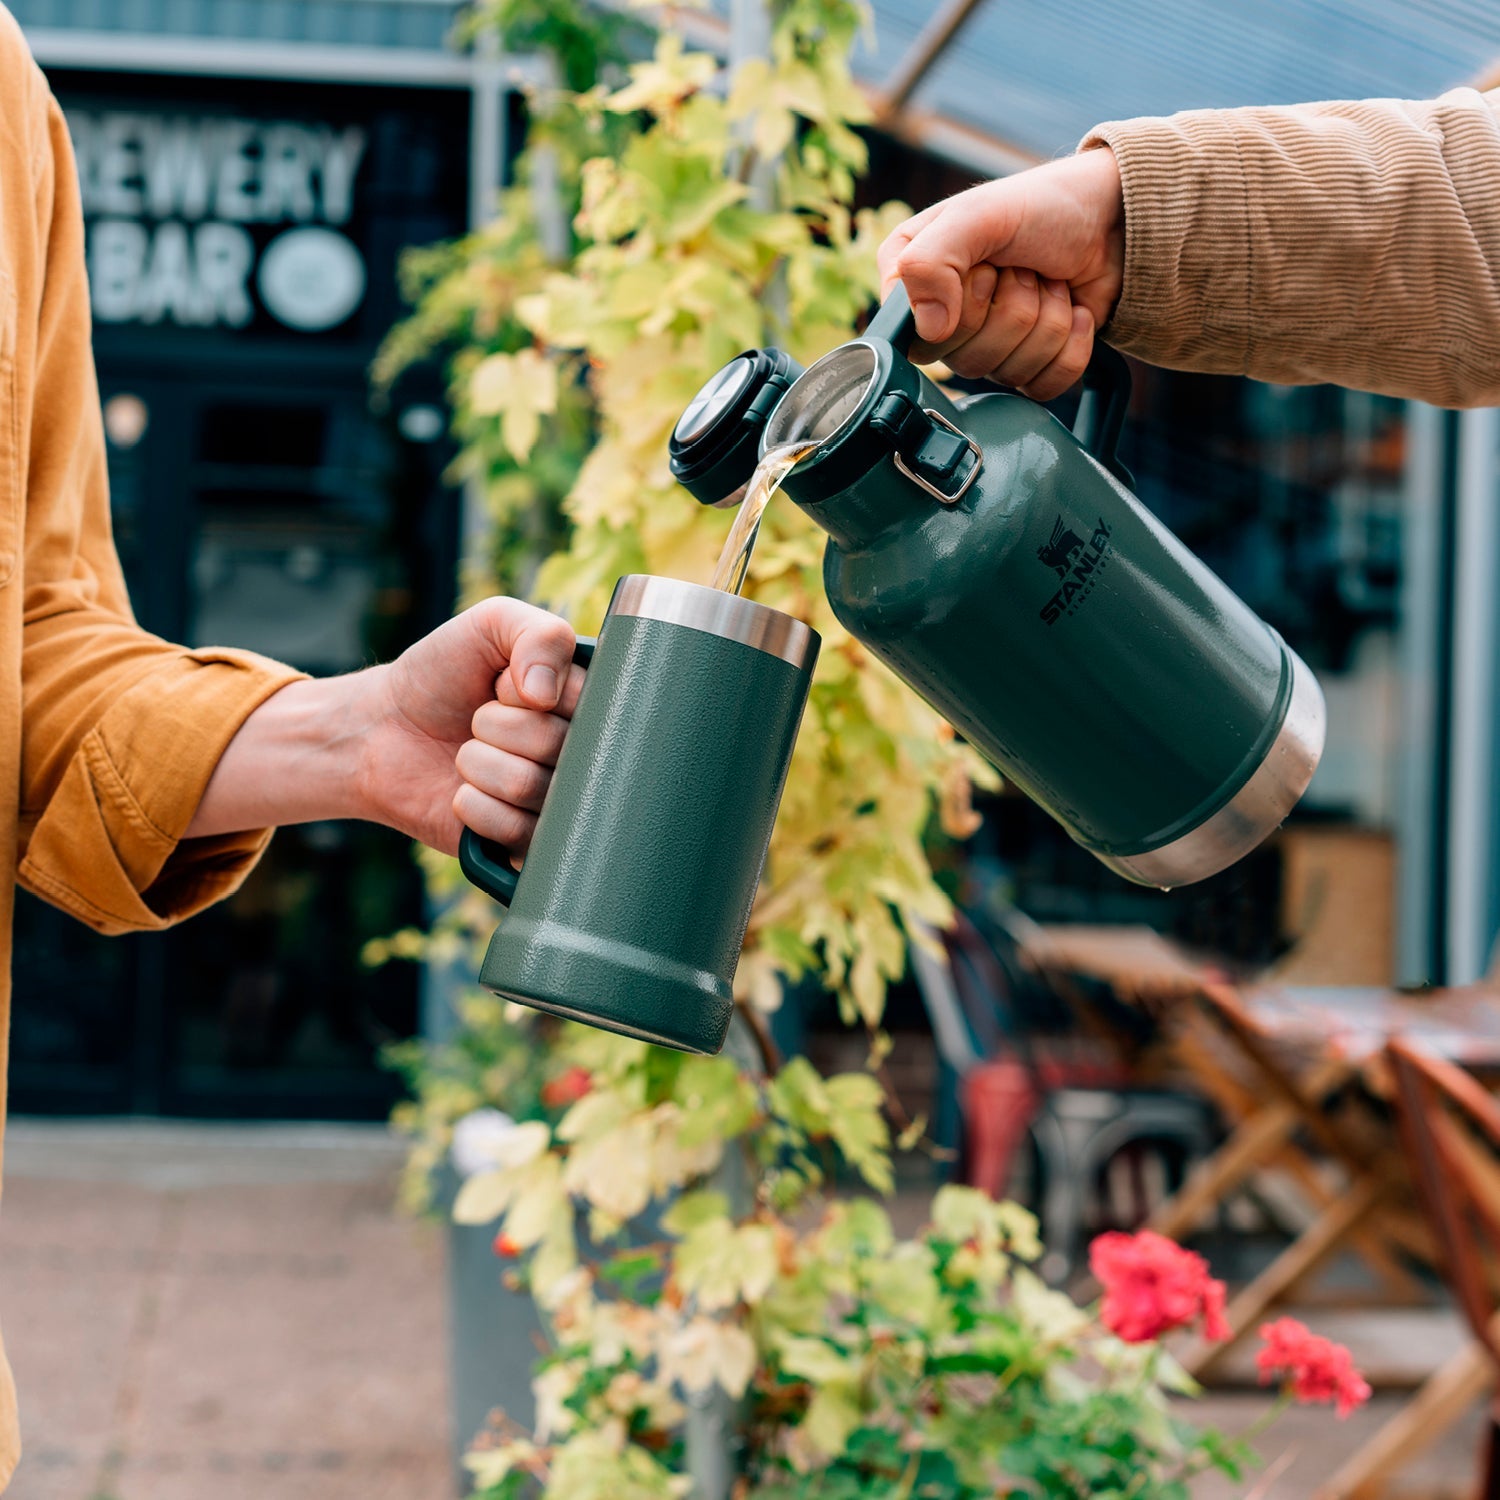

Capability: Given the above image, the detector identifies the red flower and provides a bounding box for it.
[492,1231,522,1258]
[1088,1230,1232,1344]
[1256,1317,1371,1418]
[541,1066,593,1109]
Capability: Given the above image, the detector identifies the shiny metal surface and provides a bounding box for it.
[763,343,879,448]
[1100,648,1327,887]
[893,407,983,504]
[673,357,755,445]
[609,575,818,671]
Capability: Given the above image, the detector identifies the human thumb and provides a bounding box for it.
[471,597,576,711]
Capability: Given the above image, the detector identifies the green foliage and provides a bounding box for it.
[377,0,995,1032]
[385,993,547,1215]
[461,1177,1254,1499]
[379,4,1279,1496]
[461,0,646,93]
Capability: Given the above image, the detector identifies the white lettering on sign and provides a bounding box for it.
[91,219,255,327]
[67,109,369,332]
[70,113,368,225]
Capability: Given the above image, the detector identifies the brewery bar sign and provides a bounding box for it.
[68,110,370,334]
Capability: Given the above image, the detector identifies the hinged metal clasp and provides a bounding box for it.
[869,390,983,505]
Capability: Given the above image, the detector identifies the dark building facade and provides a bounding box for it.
[11,9,513,1116]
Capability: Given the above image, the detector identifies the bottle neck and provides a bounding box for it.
[790,460,925,550]
[783,369,966,550]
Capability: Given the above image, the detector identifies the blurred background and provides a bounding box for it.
[12,0,1500,1121]
[7,1,1500,1497]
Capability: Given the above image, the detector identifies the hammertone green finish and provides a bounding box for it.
[788,375,1290,857]
[476,609,816,1054]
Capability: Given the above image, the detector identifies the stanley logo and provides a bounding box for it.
[1037,518,1085,579]
[1040,516,1114,625]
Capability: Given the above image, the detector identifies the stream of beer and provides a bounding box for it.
[709,439,821,595]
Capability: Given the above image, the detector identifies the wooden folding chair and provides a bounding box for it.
[1174,984,1435,1379]
[1359,1039,1500,1500]
[1017,931,1432,1321]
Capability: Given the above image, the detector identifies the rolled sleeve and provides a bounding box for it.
[19,648,305,934]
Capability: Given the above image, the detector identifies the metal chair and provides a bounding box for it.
[911,910,1216,1282]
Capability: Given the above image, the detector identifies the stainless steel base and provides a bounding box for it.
[1099,647,1327,888]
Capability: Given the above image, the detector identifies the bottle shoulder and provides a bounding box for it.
[822,396,1068,596]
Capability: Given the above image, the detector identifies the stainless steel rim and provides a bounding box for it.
[762,342,879,449]
[1099,647,1327,888]
[609,575,819,671]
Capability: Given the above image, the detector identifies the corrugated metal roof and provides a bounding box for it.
[20,0,1500,163]
[852,0,1500,160]
[11,0,461,53]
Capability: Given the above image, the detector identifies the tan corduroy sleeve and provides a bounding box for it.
[14,77,306,936]
[1082,87,1500,407]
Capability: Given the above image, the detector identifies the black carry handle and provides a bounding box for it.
[865,280,917,353]
[872,279,1133,484]
[1072,342,1133,487]
[458,634,598,905]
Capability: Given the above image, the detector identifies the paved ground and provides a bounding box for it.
[0,1120,451,1500]
[0,1120,1490,1500]
[1190,1392,1485,1500]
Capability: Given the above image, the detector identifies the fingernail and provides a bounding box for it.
[524,665,558,704]
[1015,268,1037,291]
[911,298,947,337]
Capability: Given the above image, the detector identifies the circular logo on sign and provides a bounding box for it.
[257,227,366,332]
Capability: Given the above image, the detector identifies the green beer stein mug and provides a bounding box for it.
[459,575,820,1055]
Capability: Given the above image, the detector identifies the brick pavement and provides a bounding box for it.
[0,1122,1490,1500]
[0,1120,451,1500]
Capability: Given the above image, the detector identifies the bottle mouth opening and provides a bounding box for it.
[762,343,879,450]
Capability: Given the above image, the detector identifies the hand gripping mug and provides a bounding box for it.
[459,575,820,1055]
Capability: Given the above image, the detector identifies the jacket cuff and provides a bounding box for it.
[19,648,307,935]
[1080,112,1254,373]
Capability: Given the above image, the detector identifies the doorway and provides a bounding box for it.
[10,363,457,1117]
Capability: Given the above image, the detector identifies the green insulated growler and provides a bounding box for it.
[669,287,1324,887]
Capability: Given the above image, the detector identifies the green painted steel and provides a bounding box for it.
[464,595,816,1055]
[778,325,1291,860]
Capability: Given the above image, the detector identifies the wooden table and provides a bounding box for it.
[1021,927,1500,1499]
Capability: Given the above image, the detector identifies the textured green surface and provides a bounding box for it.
[799,378,1289,856]
[478,611,814,1054]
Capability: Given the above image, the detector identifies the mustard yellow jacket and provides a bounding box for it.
[0,14,300,1481]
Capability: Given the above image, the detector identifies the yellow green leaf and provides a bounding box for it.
[452,1167,514,1226]
[800,1384,862,1458]
[777,1335,852,1384]
[468,348,558,462]
[673,1219,778,1310]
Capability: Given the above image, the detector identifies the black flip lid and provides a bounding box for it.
[669,347,804,506]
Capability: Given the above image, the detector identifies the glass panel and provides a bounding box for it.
[158,391,431,1116]
[8,891,140,1113]
[961,368,1409,984]
[163,822,423,1117]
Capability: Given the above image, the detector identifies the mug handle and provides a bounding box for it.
[458,634,598,906]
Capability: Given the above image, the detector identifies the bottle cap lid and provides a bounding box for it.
[670,348,804,506]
